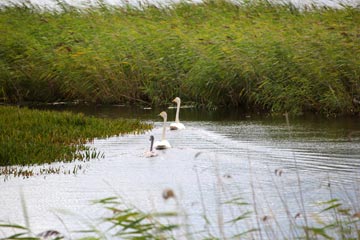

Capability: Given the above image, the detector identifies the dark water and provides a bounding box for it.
[1,105,359,239]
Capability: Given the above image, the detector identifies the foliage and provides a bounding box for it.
[89,197,179,239]
[0,106,152,166]
[304,198,360,239]
[0,0,359,115]
[0,196,179,240]
[1,195,359,239]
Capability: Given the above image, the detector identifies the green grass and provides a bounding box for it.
[0,105,152,166]
[0,0,360,115]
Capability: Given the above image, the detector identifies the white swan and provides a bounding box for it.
[144,135,158,157]
[170,97,185,130]
[154,111,172,150]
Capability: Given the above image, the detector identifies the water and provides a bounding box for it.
[0,106,359,239]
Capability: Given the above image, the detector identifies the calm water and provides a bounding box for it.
[0,105,359,239]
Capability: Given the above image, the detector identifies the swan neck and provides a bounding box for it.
[175,101,180,123]
[150,138,154,151]
[162,116,167,140]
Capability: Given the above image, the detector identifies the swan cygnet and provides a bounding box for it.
[154,111,172,150]
[170,97,185,130]
[144,135,158,158]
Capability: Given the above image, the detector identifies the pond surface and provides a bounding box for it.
[1,105,360,239]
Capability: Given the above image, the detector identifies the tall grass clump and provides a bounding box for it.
[0,196,179,239]
[0,105,152,166]
[0,0,359,115]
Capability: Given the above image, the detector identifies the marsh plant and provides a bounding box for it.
[0,0,360,115]
[0,106,152,166]
[0,106,359,239]
[1,191,359,239]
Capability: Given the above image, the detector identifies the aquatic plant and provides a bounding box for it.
[89,197,179,239]
[0,162,89,181]
[303,198,360,239]
[0,106,152,166]
[1,193,359,239]
[0,196,179,240]
[0,0,359,115]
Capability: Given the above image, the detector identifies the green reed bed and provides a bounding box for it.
[0,105,152,166]
[0,0,359,115]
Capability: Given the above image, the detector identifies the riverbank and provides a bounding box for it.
[0,106,151,166]
[0,104,359,239]
[1,0,359,115]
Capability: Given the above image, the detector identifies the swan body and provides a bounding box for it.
[170,122,185,130]
[154,139,171,150]
[154,111,172,150]
[144,151,158,157]
[144,135,158,157]
[170,97,185,130]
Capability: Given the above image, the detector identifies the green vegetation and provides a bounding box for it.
[0,0,359,115]
[1,195,359,239]
[0,105,152,166]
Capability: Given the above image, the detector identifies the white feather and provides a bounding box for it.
[170,122,185,130]
[154,140,172,150]
[171,97,185,130]
[155,111,172,149]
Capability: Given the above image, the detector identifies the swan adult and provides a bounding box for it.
[170,97,185,130]
[154,111,172,150]
[144,135,158,157]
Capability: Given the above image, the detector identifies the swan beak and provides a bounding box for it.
[172,99,176,103]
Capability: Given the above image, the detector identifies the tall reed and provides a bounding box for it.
[1,0,359,115]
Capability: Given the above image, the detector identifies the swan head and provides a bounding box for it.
[172,97,181,104]
[159,111,167,120]
[149,135,154,142]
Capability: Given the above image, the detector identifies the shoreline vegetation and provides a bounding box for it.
[0,0,359,116]
[0,105,359,239]
[1,1,360,239]
[0,105,152,166]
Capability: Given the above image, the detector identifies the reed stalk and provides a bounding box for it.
[1,0,359,116]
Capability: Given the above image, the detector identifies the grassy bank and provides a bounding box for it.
[0,0,359,115]
[0,106,151,166]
